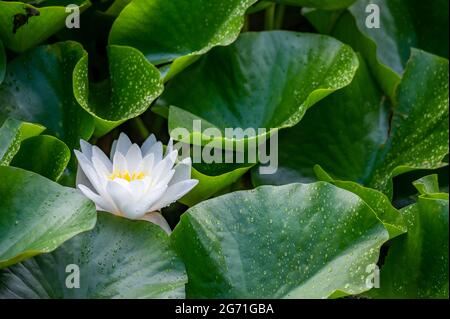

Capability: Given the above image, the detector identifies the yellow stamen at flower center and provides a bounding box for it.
[109,170,146,182]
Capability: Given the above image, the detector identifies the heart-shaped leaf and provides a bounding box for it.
[0,166,97,269]
[73,45,164,136]
[0,0,91,53]
[368,175,449,298]
[0,212,187,298]
[0,41,95,151]
[158,31,358,146]
[0,117,45,166]
[172,182,389,298]
[270,0,356,10]
[10,135,70,181]
[252,51,449,197]
[109,0,258,65]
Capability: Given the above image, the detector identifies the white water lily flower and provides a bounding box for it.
[75,132,198,234]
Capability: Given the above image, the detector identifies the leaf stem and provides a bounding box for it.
[274,4,285,29]
[264,4,276,30]
[247,1,273,14]
[132,117,150,139]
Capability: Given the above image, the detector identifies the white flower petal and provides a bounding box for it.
[92,157,111,181]
[122,184,168,219]
[76,164,94,190]
[151,151,177,183]
[147,141,163,163]
[149,179,199,212]
[165,138,174,156]
[92,145,113,171]
[74,150,103,193]
[78,184,116,213]
[141,153,154,173]
[79,139,93,159]
[115,132,132,155]
[129,179,149,201]
[169,157,192,186]
[110,139,118,160]
[155,169,176,188]
[141,212,172,235]
[141,134,156,156]
[106,180,133,216]
[112,151,127,173]
[125,144,142,172]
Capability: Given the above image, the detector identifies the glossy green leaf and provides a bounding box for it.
[325,0,449,96]
[0,117,45,166]
[314,165,406,239]
[0,41,95,151]
[252,51,449,197]
[180,162,253,207]
[73,45,164,136]
[369,176,449,298]
[0,212,187,298]
[0,0,91,53]
[10,135,70,181]
[158,31,358,146]
[172,182,389,298]
[270,0,356,10]
[0,166,97,269]
[109,0,258,65]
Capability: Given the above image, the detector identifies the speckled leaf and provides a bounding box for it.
[0,166,97,269]
[323,0,449,96]
[0,41,95,151]
[0,212,187,299]
[252,51,449,197]
[0,117,45,166]
[368,175,449,298]
[10,135,70,181]
[314,165,406,239]
[109,0,257,65]
[270,0,356,10]
[73,45,164,136]
[0,0,91,53]
[158,31,358,146]
[172,183,389,298]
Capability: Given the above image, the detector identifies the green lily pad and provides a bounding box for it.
[180,161,254,207]
[0,117,45,166]
[311,0,449,96]
[0,0,91,53]
[314,165,406,239]
[368,175,449,298]
[10,135,70,181]
[252,51,449,197]
[0,166,97,269]
[73,45,164,136]
[0,212,187,298]
[270,0,356,10]
[158,31,358,146]
[172,182,389,298]
[0,41,95,151]
[109,0,258,65]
